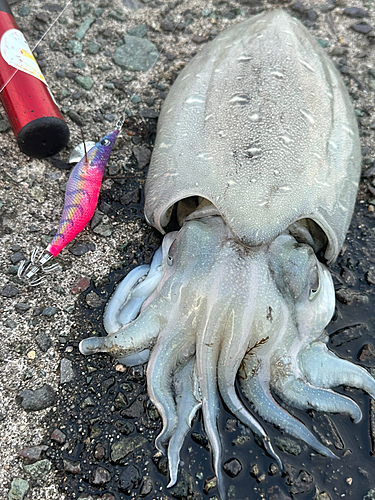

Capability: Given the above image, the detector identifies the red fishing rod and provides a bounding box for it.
[0,0,69,158]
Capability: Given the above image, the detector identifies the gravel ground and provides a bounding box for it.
[0,0,374,499]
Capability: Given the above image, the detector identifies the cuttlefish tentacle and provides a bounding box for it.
[102,235,176,335]
[240,357,338,459]
[301,342,375,397]
[167,358,201,487]
[103,264,151,334]
[196,303,227,500]
[273,376,362,423]
[79,297,170,357]
[217,306,282,466]
[147,311,196,453]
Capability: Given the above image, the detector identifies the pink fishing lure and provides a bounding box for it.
[18,122,124,285]
[47,129,119,257]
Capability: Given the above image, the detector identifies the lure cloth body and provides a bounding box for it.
[47,129,119,257]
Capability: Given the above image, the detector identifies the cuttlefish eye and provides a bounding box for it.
[101,138,111,146]
[167,238,178,266]
[270,237,321,302]
[308,265,320,301]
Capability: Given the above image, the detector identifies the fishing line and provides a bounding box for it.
[0,0,73,93]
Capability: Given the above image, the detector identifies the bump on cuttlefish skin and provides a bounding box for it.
[79,215,375,499]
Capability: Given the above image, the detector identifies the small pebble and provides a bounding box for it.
[88,41,101,54]
[15,303,31,313]
[23,459,51,478]
[119,464,141,493]
[10,251,24,264]
[160,20,176,32]
[94,7,104,16]
[18,5,30,16]
[94,443,106,460]
[36,12,49,23]
[67,110,85,126]
[335,287,355,305]
[73,60,85,69]
[131,94,141,104]
[75,75,94,90]
[18,445,48,460]
[0,119,10,132]
[81,396,95,409]
[93,224,112,237]
[127,24,147,38]
[343,7,368,18]
[63,459,81,474]
[203,475,217,494]
[42,306,57,317]
[2,284,19,297]
[90,466,111,485]
[366,269,375,285]
[330,46,348,57]
[274,436,302,455]
[120,188,139,206]
[331,324,365,349]
[111,436,147,463]
[102,377,115,393]
[317,38,329,48]
[67,39,82,54]
[358,343,375,362]
[250,463,260,477]
[60,358,75,383]
[269,463,279,475]
[30,186,45,203]
[5,319,17,329]
[8,478,29,500]
[192,34,209,44]
[133,145,151,169]
[114,392,128,410]
[35,332,52,352]
[139,477,153,497]
[350,23,372,34]
[51,428,66,444]
[113,36,159,71]
[69,242,95,256]
[27,351,36,360]
[114,419,135,436]
[75,17,95,41]
[72,276,90,294]
[115,364,126,372]
[90,210,103,229]
[223,458,242,477]
[85,290,103,308]
[17,384,56,411]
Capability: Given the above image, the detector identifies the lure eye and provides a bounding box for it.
[101,138,111,146]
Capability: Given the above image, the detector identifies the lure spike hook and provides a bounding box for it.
[17,247,59,286]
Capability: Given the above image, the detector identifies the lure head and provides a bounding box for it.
[89,129,120,169]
